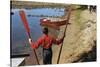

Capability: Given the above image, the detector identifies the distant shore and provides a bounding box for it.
[11,1,69,9]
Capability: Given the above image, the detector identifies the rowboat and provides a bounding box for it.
[40,18,70,30]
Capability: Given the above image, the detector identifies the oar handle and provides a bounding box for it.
[27,32,31,39]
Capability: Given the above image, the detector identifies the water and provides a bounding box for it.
[11,8,64,55]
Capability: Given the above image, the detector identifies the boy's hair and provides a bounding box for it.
[43,27,48,34]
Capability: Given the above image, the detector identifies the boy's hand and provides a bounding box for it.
[29,38,32,44]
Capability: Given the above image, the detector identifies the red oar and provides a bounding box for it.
[19,11,31,38]
[19,10,40,65]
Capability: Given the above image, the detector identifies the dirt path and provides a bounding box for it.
[52,9,96,64]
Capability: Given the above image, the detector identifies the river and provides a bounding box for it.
[11,8,64,55]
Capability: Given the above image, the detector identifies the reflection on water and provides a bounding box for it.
[11,8,64,55]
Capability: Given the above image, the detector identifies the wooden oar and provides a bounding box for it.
[19,10,40,65]
[57,7,72,64]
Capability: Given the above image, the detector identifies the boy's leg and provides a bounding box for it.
[43,48,52,64]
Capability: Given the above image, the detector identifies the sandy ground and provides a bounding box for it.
[52,9,96,64]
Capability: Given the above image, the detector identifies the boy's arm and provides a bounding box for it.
[29,38,43,49]
[52,35,65,45]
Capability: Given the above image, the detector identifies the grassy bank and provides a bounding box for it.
[74,10,82,25]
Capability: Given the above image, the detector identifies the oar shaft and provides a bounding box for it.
[57,8,71,64]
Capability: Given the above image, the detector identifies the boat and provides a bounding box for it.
[40,18,70,30]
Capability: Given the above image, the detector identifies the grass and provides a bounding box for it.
[74,9,86,31]
[74,9,82,26]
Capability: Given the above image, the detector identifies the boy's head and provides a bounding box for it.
[43,27,48,35]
